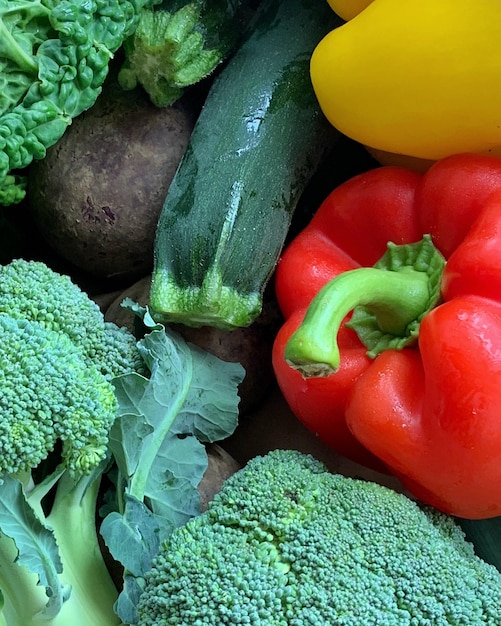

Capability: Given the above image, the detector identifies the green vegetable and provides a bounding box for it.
[0,463,120,626]
[136,449,501,626]
[0,259,144,380]
[0,260,132,625]
[0,0,159,206]
[118,0,251,107]
[0,260,243,625]
[0,314,117,477]
[100,308,245,625]
[149,0,341,330]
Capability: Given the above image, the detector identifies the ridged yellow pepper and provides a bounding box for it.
[311,0,501,160]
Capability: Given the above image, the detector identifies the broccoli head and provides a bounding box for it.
[136,449,501,626]
[0,258,144,379]
[0,315,117,476]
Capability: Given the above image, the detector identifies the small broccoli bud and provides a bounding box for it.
[63,442,110,476]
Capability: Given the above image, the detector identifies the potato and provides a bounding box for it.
[104,275,282,414]
[27,74,195,280]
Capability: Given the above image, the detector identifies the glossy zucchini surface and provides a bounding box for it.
[150,0,342,329]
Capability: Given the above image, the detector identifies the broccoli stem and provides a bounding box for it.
[0,469,123,626]
[43,471,123,626]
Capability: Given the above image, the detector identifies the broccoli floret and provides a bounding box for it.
[137,449,501,626]
[0,258,144,380]
[0,315,117,476]
[0,259,148,625]
[0,310,122,625]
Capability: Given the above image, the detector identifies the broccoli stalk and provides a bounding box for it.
[0,465,122,626]
[38,470,121,625]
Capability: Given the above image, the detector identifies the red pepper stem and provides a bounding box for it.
[284,267,431,377]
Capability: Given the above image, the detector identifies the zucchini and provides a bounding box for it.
[149,0,342,329]
[457,517,501,572]
[118,0,253,106]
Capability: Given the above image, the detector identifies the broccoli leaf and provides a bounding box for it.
[0,476,67,619]
[100,494,160,578]
[115,572,147,626]
[109,326,243,513]
[102,324,244,624]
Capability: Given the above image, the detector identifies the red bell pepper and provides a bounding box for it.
[272,153,501,519]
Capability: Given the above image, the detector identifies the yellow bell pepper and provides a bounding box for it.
[326,0,373,21]
[311,0,501,160]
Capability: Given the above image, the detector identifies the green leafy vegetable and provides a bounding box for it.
[0,260,244,625]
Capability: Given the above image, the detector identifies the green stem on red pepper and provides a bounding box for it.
[285,235,445,377]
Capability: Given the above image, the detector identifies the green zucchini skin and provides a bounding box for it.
[150,0,342,329]
[457,517,501,572]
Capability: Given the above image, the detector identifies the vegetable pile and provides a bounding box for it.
[0,259,243,625]
[1,0,501,624]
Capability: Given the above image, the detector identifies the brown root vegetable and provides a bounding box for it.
[104,275,282,414]
[199,444,241,511]
[103,274,152,332]
[27,75,195,281]
[92,289,125,313]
